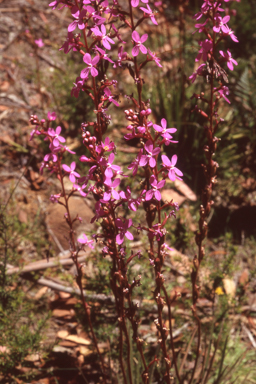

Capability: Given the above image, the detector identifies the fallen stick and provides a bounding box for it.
[5,254,87,275]
[25,276,115,304]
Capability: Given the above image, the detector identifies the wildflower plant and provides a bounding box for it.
[189,0,239,382]
[29,0,239,382]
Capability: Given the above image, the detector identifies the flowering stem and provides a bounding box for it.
[57,159,106,382]
[162,285,182,383]
[82,28,89,52]
[188,0,238,380]
[92,76,102,142]
[128,0,142,109]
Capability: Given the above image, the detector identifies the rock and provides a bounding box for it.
[46,196,94,251]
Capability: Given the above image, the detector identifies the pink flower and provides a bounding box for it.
[85,5,106,25]
[153,118,177,138]
[49,0,66,10]
[115,218,133,245]
[103,87,119,107]
[105,153,121,178]
[50,193,61,203]
[68,6,87,32]
[44,152,58,163]
[111,24,126,44]
[161,242,174,252]
[77,233,94,248]
[71,77,85,98]
[189,63,206,83]
[162,135,178,146]
[226,27,239,43]
[162,154,183,181]
[91,201,106,223]
[193,2,211,20]
[148,49,162,67]
[47,111,56,121]
[127,149,146,176]
[144,140,161,168]
[35,39,44,47]
[140,4,158,25]
[124,127,138,141]
[62,161,81,183]
[48,126,66,147]
[60,145,76,154]
[145,175,165,201]
[195,39,213,63]
[131,0,148,7]
[30,128,41,141]
[95,47,114,63]
[149,223,166,241]
[195,18,209,33]
[81,53,100,78]
[103,178,120,201]
[91,24,115,50]
[119,186,143,211]
[113,46,127,68]
[216,86,230,104]
[131,31,148,57]
[219,50,238,71]
[213,15,230,34]
[96,136,115,154]
[73,183,87,197]
[60,32,79,54]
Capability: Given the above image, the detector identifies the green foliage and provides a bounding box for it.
[0,285,49,377]
[0,204,50,380]
[210,337,256,384]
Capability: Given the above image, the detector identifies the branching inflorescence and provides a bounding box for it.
[29,0,238,382]
[189,1,239,382]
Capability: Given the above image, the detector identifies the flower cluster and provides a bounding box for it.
[30,0,183,253]
[28,0,239,381]
[188,0,239,346]
[190,0,238,99]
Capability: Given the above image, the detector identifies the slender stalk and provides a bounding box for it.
[58,159,106,382]
[189,3,223,382]
[162,285,181,383]
[128,0,142,109]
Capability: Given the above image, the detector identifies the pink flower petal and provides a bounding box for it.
[171,155,177,166]
[62,164,71,172]
[68,21,77,32]
[92,55,100,65]
[155,190,161,201]
[140,45,147,54]
[145,190,154,201]
[70,162,76,170]
[81,68,89,78]
[112,190,119,200]
[125,231,134,241]
[83,53,92,64]
[132,30,140,43]
[116,233,124,244]
[149,157,156,168]
[140,34,148,43]
[69,174,76,183]
[132,46,140,57]
[91,67,98,77]
[103,39,111,50]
